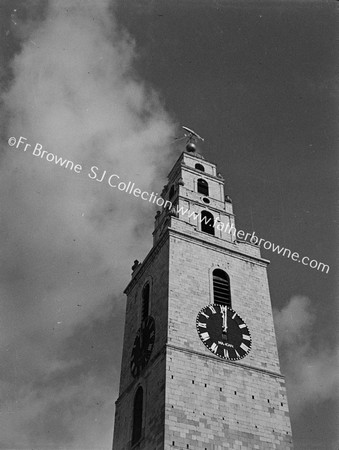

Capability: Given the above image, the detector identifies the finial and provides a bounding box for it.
[132,260,140,271]
[186,142,196,152]
[182,126,204,152]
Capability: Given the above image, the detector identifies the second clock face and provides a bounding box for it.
[130,315,155,378]
[196,304,252,360]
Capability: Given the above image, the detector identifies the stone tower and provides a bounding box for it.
[112,146,293,449]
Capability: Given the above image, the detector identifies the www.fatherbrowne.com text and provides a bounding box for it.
[173,205,329,274]
[7,136,330,274]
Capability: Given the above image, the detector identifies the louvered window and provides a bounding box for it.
[197,178,209,196]
[213,269,231,307]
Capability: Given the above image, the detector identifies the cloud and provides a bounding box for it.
[0,373,115,449]
[273,296,339,415]
[0,0,177,447]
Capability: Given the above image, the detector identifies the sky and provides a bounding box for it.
[0,0,338,449]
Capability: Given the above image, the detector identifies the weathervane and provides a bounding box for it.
[174,126,204,152]
[182,126,204,152]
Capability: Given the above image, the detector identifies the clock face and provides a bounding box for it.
[130,316,155,377]
[196,304,251,360]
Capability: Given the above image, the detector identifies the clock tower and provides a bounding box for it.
[112,145,293,449]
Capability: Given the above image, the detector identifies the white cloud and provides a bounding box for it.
[273,296,339,415]
[0,0,177,447]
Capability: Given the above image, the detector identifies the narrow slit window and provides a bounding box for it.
[197,179,209,196]
[142,283,150,321]
[132,386,143,445]
[201,211,214,235]
[213,269,231,307]
[169,185,175,200]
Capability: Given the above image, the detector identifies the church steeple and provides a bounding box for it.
[153,149,235,247]
[112,139,293,449]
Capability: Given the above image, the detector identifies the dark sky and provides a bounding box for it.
[117,1,338,448]
[0,1,338,449]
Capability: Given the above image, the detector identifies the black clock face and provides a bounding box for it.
[130,316,155,377]
[196,304,251,360]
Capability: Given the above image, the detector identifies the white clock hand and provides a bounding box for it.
[222,307,227,332]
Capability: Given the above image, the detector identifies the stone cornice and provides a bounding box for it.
[168,226,270,267]
[166,343,285,380]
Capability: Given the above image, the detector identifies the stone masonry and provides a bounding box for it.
[112,150,293,449]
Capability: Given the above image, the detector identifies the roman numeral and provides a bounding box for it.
[240,343,250,352]
[224,349,229,359]
[201,311,209,319]
[209,305,216,314]
[232,313,236,319]
[197,322,207,328]
[239,324,247,329]
[242,334,251,341]
[210,343,218,353]
[235,350,240,358]
[200,332,210,342]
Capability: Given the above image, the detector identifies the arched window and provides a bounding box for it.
[132,386,143,445]
[201,211,214,235]
[197,178,209,196]
[142,283,150,321]
[195,163,205,172]
[213,269,231,307]
[169,185,175,200]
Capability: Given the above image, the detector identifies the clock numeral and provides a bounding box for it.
[210,343,218,354]
[197,306,251,361]
[240,343,250,352]
[200,332,210,342]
